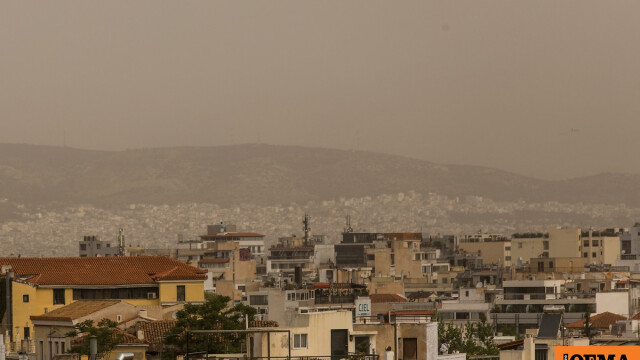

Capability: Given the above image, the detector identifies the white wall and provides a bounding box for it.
[596,291,629,317]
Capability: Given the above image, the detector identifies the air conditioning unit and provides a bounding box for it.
[147,292,157,299]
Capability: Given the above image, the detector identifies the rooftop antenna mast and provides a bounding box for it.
[118,228,125,256]
[302,214,311,245]
[344,215,353,233]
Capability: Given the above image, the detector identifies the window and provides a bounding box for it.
[80,244,87,251]
[23,294,29,302]
[177,285,186,302]
[518,242,523,248]
[543,241,549,250]
[442,278,448,284]
[548,261,554,269]
[583,240,589,248]
[583,252,588,258]
[24,327,30,339]
[293,334,308,348]
[53,289,65,305]
[250,295,268,306]
[592,252,597,258]
[505,246,511,251]
[96,244,101,249]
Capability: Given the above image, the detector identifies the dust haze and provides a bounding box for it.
[2,1,639,180]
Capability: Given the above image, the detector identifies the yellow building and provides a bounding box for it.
[0,256,206,344]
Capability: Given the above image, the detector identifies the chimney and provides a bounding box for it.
[137,330,144,340]
[138,309,148,318]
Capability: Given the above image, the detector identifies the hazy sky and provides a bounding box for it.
[2,1,640,180]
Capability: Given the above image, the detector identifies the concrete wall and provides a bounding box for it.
[548,227,581,258]
[258,310,354,357]
[511,238,547,267]
[596,291,629,317]
[458,241,511,266]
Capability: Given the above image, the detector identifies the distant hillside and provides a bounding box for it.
[0,143,639,207]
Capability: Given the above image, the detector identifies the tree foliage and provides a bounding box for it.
[165,293,257,355]
[438,314,499,358]
[66,319,123,356]
[583,312,593,339]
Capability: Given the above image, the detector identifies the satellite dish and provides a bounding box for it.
[476,282,483,288]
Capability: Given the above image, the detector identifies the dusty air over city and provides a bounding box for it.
[1,2,640,360]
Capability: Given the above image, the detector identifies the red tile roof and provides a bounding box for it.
[0,256,206,286]
[138,320,177,345]
[370,294,408,303]
[565,312,626,329]
[31,300,121,322]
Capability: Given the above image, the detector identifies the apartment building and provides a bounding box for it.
[78,235,120,257]
[458,233,511,267]
[198,239,257,302]
[493,280,594,334]
[0,256,206,343]
[267,236,316,282]
[199,223,266,256]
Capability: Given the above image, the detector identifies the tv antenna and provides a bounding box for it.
[302,214,311,244]
[344,215,353,233]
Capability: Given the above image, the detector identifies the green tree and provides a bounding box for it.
[473,314,499,355]
[66,319,123,357]
[583,312,593,339]
[437,315,498,358]
[165,293,257,355]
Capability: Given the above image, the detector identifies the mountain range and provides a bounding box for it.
[0,143,638,208]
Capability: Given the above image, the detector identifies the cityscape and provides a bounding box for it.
[3,1,640,360]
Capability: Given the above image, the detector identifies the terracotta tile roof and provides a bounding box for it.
[31,300,121,322]
[138,320,177,345]
[630,312,640,320]
[370,294,408,303]
[118,329,148,345]
[407,291,434,299]
[0,256,206,286]
[565,312,626,329]
[73,328,147,346]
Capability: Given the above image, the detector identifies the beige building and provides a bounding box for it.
[548,227,581,258]
[198,239,257,303]
[30,300,142,360]
[458,240,511,267]
[253,310,356,358]
[510,237,548,267]
[512,228,621,266]
[580,230,620,265]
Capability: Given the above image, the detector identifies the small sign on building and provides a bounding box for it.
[355,296,371,317]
